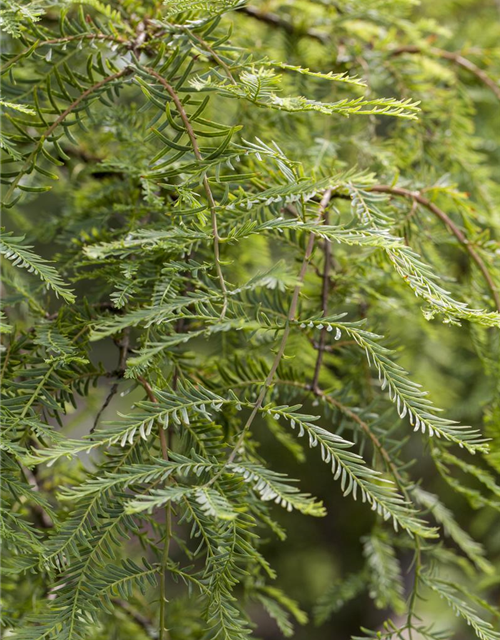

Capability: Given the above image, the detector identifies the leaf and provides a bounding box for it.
[423,576,500,640]
[0,230,75,303]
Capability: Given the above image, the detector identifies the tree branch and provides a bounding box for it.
[184,28,236,83]
[238,6,329,44]
[371,185,500,313]
[390,46,500,103]
[3,67,132,205]
[146,67,228,317]
[90,328,130,434]
[217,188,334,472]
[112,599,154,637]
[311,209,332,393]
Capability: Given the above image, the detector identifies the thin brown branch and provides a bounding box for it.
[43,68,132,140]
[136,374,170,640]
[371,184,500,312]
[44,301,120,322]
[213,188,334,475]
[311,209,331,393]
[184,29,235,83]
[238,6,329,44]
[137,375,168,460]
[146,68,228,316]
[3,67,132,204]
[316,390,408,496]
[22,466,54,529]
[274,378,409,497]
[390,45,500,103]
[112,599,154,636]
[90,329,130,434]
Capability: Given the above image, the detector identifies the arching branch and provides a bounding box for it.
[371,185,500,313]
[238,5,329,44]
[145,67,228,317]
[390,46,500,103]
[2,67,132,205]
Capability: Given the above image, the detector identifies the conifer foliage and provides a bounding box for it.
[1,1,500,639]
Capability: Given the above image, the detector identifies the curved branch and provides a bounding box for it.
[271,377,410,498]
[371,185,500,312]
[315,389,408,496]
[238,6,329,44]
[183,29,235,83]
[390,45,500,103]
[208,188,334,483]
[1,33,128,74]
[145,67,228,317]
[3,67,132,205]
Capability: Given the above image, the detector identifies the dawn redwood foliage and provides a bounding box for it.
[1,1,500,639]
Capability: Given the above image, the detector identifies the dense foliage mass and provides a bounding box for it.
[2,1,500,639]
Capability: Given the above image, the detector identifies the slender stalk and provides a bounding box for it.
[219,188,333,470]
[137,376,169,639]
[371,185,500,312]
[271,377,408,496]
[3,68,132,205]
[238,6,328,44]
[311,208,331,393]
[184,29,235,83]
[145,68,228,317]
[1,33,127,74]
[390,45,500,103]
[112,598,154,636]
[91,328,130,434]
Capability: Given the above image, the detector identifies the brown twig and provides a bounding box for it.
[316,390,408,495]
[3,67,132,205]
[311,209,332,393]
[390,46,500,103]
[22,466,54,529]
[44,301,120,322]
[238,6,329,45]
[137,375,168,460]
[136,374,170,640]
[146,68,228,317]
[371,184,500,312]
[212,188,334,475]
[184,29,235,83]
[112,598,154,636]
[90,329,130,434]
[273,378,409,497]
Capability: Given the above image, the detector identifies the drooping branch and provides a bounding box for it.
[371,185,500,313]
[90,328,130,434]
[238,5,329,44]
[311,209,332,393]
[389,46,500,103]
[183,28,236,83]
[219,188,334,470]
[145,67,228,317]
[112,599,154,637]
[3,67,132,205]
